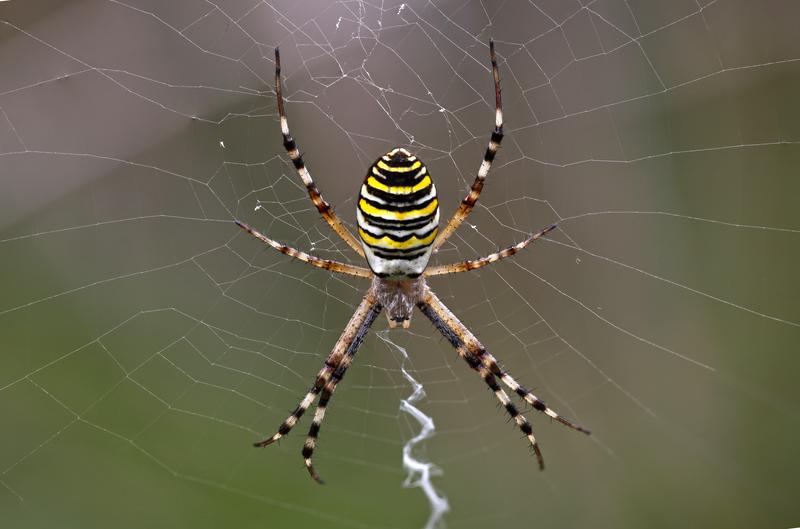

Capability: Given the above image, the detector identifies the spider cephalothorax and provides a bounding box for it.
[372,275,427,328]
[235,41,589,484]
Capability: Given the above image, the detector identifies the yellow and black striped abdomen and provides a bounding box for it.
[357,148,439,278]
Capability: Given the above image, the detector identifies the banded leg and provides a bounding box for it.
[422,288,590,435]
[235,220,372,278]
[274,48,365,257]
[418,291,545,469]
[432,40,503,251]
[302,302,382,483]
[490,359,590,434]
[426,224,557,276]
[253,292,381,447]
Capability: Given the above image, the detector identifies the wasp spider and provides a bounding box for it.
[236,41,590,484]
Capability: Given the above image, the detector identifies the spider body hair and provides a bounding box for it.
[371,275,426,328]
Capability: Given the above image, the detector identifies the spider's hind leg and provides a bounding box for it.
[432,40,504,251]
[273,48,365,257]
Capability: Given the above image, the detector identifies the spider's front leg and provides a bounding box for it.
[300,296,382,483]
[253,291,382,484]
[417,288,589,469]
[301,345,364,484]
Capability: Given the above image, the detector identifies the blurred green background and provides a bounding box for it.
[1,1,799,528]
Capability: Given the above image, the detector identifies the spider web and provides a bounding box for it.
[1,1,799,528]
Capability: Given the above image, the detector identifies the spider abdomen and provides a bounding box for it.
[357,148,439,278]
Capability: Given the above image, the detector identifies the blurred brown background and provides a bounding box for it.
[1,1,799,528]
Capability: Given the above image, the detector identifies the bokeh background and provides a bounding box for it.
[2,1,799,528]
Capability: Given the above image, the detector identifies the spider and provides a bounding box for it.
[236,41,590,484]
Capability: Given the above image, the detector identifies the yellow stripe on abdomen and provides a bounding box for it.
[358,198,438,220]
[366,175,431,194]
[358,228,438,250]
[376,160,422,173]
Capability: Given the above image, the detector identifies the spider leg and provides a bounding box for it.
[302,384,333,484]
[274,48,365,257]
[489,357,590,434]
[432,40,503,251]
[425,224,556,276]
[302,306,378,483]
[254,293,381,449]
[235,220,372,278]
[418,289,546,469]
[421,288,589,435]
